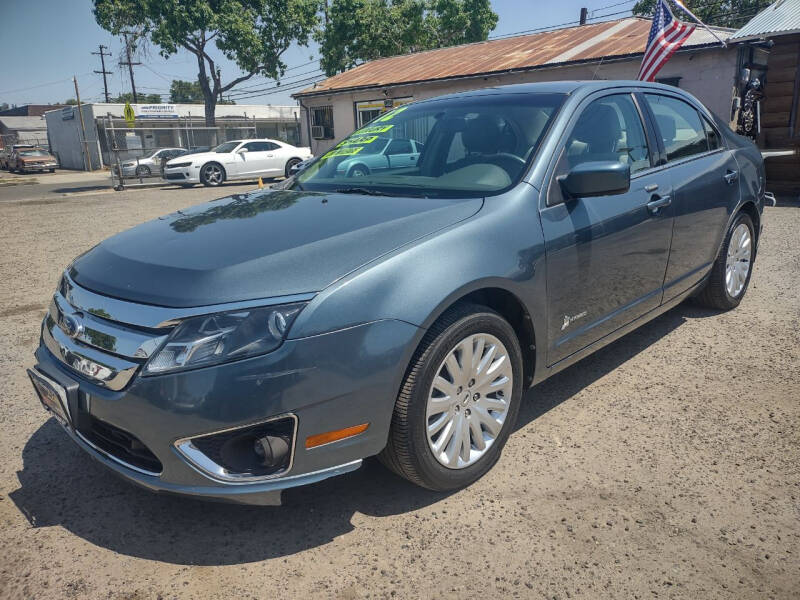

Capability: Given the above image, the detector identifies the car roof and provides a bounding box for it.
[412,80,696,104]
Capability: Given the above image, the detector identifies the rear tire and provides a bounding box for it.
[695,212,755,310]
[379,303,523,491]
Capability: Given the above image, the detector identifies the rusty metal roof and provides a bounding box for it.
[296,17,733,97]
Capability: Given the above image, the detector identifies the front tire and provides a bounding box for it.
[380,303,523,491]
[348,164,369,177]
[200,162,225,187]
[135,165,151,177]
[695,211,755,310]
[285,157,302,178]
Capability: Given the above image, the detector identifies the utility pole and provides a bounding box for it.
[73,75,91,171]
[120,33,141,103]
[92,44,113,103]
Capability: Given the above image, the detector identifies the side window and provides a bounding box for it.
[263,142,280,151]
[702,116,721,151]
[243,141,278,152]
[644,94,708,161]
[386,139,413,155]
[548,93,650,204]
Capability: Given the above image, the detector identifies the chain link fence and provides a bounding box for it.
[98,114,300,189]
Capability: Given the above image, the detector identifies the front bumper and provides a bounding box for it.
[163,166,200,183]
[19,162,57,172]
[31,317,419,505]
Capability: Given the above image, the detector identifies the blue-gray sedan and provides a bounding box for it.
[28,81,765,505]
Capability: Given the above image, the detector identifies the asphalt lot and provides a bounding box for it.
[0,183,798,599]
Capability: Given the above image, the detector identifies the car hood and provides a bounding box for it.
[69,189,483,307]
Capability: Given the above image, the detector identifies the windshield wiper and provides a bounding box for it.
[334,187,390,196]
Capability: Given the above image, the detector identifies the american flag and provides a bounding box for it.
[637,0,696,82]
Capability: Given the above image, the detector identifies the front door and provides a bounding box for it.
[542,92,674,365]
[236,141,278,178]
[385,138,418,169]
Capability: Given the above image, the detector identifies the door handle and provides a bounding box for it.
[724,170,738,184]
[647,195,671,214]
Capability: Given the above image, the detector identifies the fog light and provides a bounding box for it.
[254,435,290,468]
[175,415,297,482]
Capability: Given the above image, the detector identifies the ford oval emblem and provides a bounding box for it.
[59,312,84,339]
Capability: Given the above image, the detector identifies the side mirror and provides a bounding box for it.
[559,161,630,198]
[237,147,249,154]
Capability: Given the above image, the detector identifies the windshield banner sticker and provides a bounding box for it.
[323,146,364,158]
[340,135,380,146]
[358,124,394,134]
[375,105,409,122]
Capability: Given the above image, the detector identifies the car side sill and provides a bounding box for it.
[535,279,703,385]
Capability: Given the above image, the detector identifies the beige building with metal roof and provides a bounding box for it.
[293,16,737,155]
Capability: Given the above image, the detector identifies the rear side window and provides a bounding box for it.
[645,94,708,161]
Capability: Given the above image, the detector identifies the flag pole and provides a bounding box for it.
[668,0,728,47]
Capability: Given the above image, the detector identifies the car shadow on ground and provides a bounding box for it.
[8,301,720,566]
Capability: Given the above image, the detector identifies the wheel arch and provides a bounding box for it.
[419,285,537,388]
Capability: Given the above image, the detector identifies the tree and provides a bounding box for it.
[110,92,163,103]
[92,0,317,125]
[317,0,498,76]
[0,102,9,111]
[169,79,236,104]
[169,79,203,103]
[632,0,773,29]
[64,99,79,105]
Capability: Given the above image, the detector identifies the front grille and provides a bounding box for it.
[164,172,186,180]
[79,415,162,474]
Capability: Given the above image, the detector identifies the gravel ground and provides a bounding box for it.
[0,186,797,600]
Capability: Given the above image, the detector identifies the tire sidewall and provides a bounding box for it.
[721,212,755,306]
[285,158,301,178]
[406,310,523,490]
[348,164,369,177]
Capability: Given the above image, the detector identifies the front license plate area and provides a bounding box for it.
[28,369,71,427]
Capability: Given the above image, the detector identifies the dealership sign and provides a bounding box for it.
[134,104,179,119]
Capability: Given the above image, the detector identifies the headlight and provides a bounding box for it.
[168,161,192,168]
[143,303,306,375]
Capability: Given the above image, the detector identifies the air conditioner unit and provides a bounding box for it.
[311,125,325,139]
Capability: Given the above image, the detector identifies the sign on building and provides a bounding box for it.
[134,104,179,119]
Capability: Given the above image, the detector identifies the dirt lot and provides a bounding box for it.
[0,185,797,600]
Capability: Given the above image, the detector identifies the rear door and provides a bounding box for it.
[641,93,741,301]
[541,92,674,365]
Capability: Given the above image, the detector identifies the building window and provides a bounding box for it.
[355,97,413,129]
[311,106,334,139]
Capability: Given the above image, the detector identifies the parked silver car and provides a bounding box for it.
[334,137,422,177]
[116,147,188,177]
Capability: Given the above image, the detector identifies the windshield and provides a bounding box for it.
[295,93,565,198]
[213,141,240,153]
[20,149,49,157]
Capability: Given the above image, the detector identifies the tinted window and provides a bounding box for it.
[386,139,413,155]
[645,94,708,161]
[563,94,651,173]
[243,141,271,151]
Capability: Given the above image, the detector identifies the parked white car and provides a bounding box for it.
[163,139,312,186]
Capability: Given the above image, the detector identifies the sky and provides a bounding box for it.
[0,0,638,108]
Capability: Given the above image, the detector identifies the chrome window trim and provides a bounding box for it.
[173,413,299,485]
[62,271,316,329]
[75,429,163,477]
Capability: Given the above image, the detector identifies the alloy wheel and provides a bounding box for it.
[426,333,513,469]
[725,223,752,298]
[203,164,223,185]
